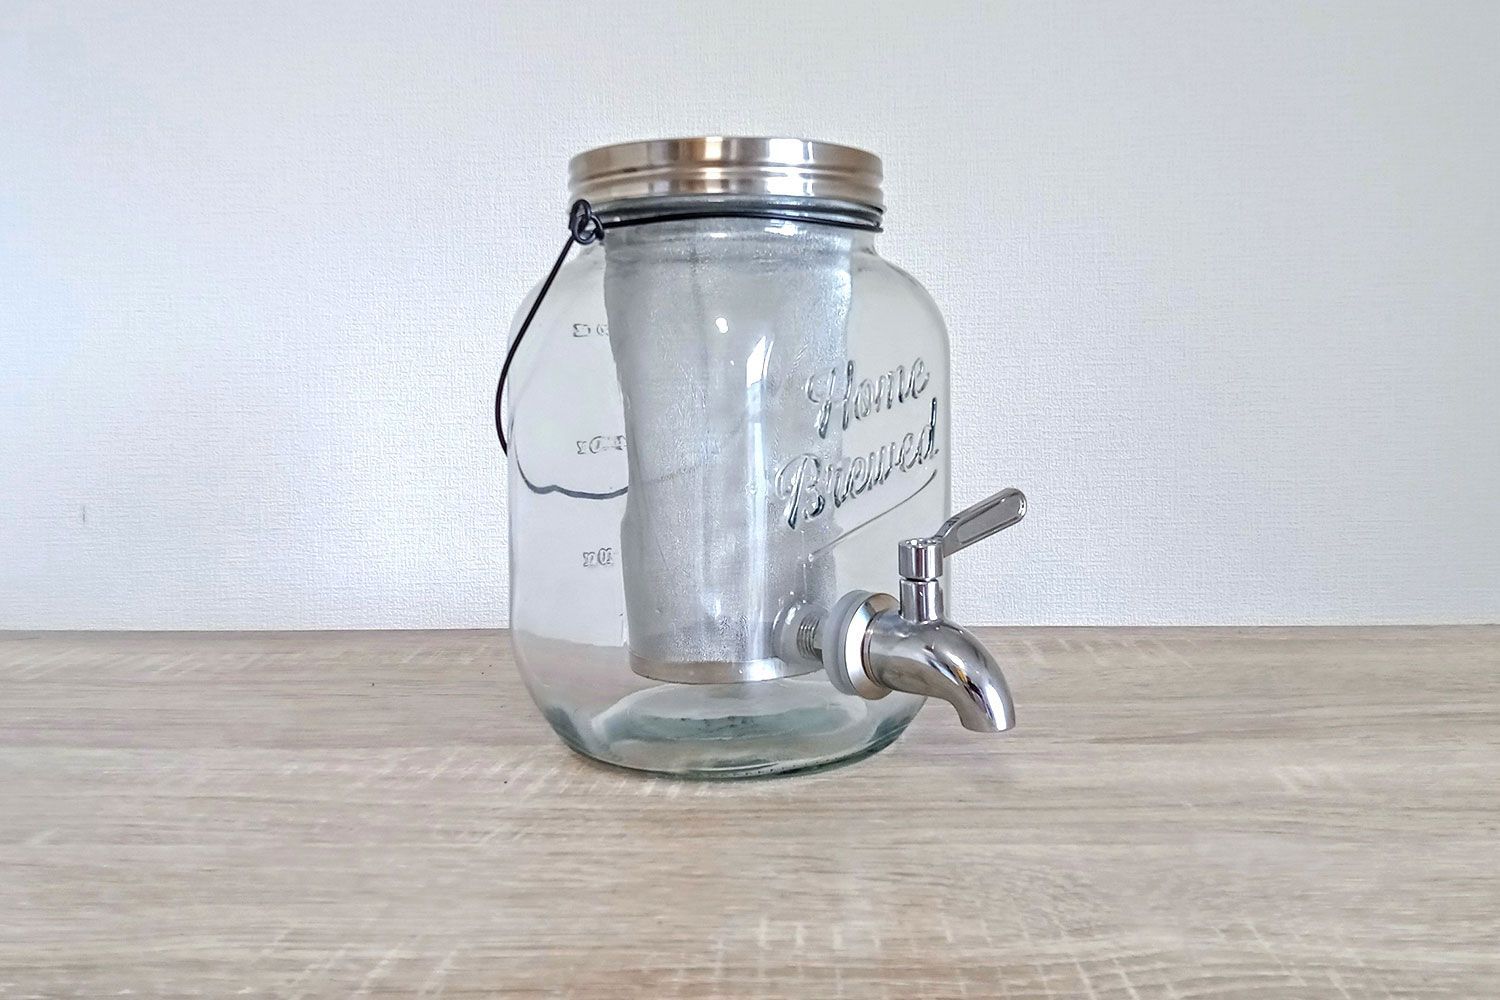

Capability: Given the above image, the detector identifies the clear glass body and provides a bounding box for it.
[506,209,950,777]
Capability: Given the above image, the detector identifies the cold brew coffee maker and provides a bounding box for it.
[499,137,1026,776]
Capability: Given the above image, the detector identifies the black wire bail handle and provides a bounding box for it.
[495,199,604,454]
[494,198,881,455]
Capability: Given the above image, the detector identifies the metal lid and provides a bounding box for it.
[568,136,884,213]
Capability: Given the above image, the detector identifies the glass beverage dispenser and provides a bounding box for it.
[499,137,1026,777]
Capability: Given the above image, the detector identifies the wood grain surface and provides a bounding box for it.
[1,628,1496,998]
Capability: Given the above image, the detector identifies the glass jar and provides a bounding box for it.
[503,138,1020,777]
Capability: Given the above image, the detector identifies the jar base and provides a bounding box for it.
[516,634,924,778]
[548,711,913,779]
[540,679,920,778]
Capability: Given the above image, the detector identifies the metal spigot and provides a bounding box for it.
[781,488,1027,733]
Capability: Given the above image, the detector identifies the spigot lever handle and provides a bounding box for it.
[898,488,1027,581]
[935,487,1027,558]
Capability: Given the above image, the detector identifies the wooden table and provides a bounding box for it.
[2,628,1496,998]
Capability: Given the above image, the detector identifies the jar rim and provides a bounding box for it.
[568,137,884,214]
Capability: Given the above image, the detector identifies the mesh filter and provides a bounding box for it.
[604,219,852,683]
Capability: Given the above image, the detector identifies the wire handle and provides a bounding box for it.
[495,199,604,454]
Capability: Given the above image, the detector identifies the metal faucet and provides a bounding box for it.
[780,488,1027,732]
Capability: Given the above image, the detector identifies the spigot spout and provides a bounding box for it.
[864,616,1016,732]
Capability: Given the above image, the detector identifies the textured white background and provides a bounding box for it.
[3,1,1498,628]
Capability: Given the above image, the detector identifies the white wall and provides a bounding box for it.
[3,0,1497,629]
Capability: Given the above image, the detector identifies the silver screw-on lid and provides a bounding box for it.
[568,136,884,212]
